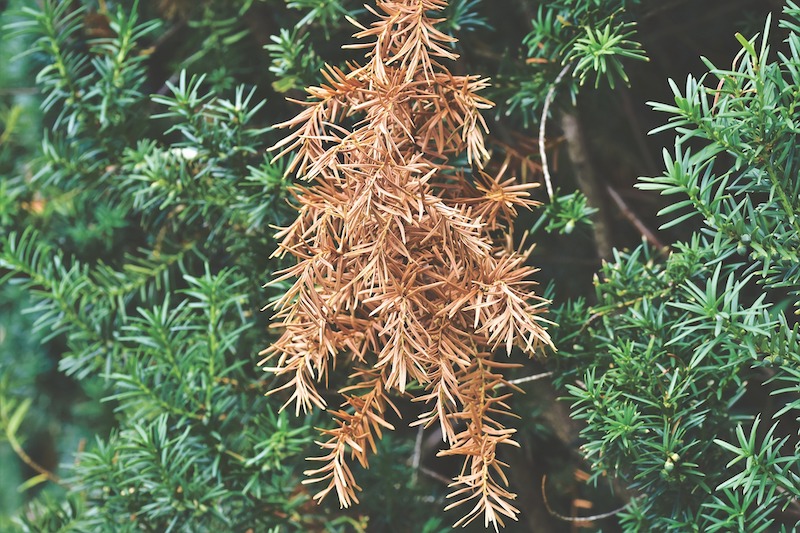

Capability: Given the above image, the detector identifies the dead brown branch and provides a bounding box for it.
[261,1,554,528]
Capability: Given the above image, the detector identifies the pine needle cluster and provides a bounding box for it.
[259,0,554,527]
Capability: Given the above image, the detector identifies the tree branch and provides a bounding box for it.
[539,63,573,201]
[559,110,614,259]
[605,185,667,250]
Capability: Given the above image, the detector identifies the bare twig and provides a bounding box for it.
[411,425,424,484]
[156,72,181,96]
[4,429,64,487]
[490,371,553,392]
[419,466,452,486]
[0,88,39,96]
[605,185,667,250]
[541,475,631,522]
[150,19,187,51]
[539,63,573,201]
[508,371,554,386]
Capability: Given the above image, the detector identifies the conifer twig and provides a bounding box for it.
[3,425,65,487]
[541,475,631,522]
[411,425,424,484]
[0,87,38,95]
[605,185,667,250]
[508,371,554,385]
[539,63,573,201]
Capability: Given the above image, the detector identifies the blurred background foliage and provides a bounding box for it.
[0,0,797,531]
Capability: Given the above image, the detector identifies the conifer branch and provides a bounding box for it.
[262,1,554,527]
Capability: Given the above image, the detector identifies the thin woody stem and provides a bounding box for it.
[411,425,424,484]
[508,371,553,385]
[605,185,667,250]
[539,63,573,201]
[4,426,64,487]
[541,475,632,522]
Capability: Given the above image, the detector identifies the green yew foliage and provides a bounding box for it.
[548,4,800,530]
[0,1,316,531]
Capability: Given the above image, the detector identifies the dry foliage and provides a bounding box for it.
[260,0,554,528]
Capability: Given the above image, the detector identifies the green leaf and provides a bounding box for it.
[735,32,758,61]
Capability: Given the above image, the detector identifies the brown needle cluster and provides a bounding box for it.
[260,0,554,528]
